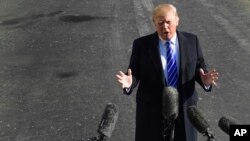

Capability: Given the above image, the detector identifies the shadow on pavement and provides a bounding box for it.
[0,10,64,26]
[55,71,78,79]
[59,15,108,23]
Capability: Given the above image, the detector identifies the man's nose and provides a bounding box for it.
[163,23,169,29]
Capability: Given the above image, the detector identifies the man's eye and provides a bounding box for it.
[158,21,164,25]
[158,21,172,25]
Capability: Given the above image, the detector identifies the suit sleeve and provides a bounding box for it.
[123,40,140,95]
[194,36,212,92]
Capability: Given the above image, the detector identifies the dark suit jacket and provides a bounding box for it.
[125,31,211,141]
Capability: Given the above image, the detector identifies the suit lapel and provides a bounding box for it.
[177,31,189,85]
[147,32,165,85]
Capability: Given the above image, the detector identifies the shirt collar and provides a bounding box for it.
[159,32,177,45]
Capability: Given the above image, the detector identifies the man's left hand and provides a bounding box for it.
[200,68,219,86]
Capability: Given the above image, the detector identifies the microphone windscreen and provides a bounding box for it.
[97,103,119,137]
[162,86,179,120]
[187,106,209,133]
[218,116,239,135]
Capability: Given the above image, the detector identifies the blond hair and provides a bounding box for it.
[152,4,179,22]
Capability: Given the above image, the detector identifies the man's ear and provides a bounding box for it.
[176,17,179,26]
[152,19,157,27]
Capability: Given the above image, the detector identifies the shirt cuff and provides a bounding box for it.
[123,87,131,95]
[204,85,211,90]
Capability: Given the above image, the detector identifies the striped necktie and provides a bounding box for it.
[166,41,178,88]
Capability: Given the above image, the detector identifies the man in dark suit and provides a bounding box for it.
[116,4,219,141]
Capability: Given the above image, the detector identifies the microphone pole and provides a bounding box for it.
[97,134,107,141]
[204,128,216,141]
[80,135,106,141]
[80,136,99,141]
[162,86,179,141]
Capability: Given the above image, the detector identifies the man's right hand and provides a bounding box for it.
[116,69,133,88]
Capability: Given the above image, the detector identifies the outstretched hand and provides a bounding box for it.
[200,68,219,86]
[116,69,133,88]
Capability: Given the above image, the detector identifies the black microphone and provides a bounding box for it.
[97,103,119,141]
[218,116,239,135]
[187,106,215,141]
[162,86,179,121]
[162,86,179,140]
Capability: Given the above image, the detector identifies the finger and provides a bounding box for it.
[207,69,215,74]
[211,71,219,75]
[210,69,219,75]
[119,71,125,77]
[116,74,123,80]
[214,72,219,76]
[118,80,126,88]
[116,78,123,85]
[212,80,217,87]
[117,78,123,82]
[212,69,217,73]
[118,79,124,84]
[128,69,132,76]
[207,71,219,78]
[213,76,219,82]
[210,72,219,78]
[212,75,218,87]
[199,68,205,76]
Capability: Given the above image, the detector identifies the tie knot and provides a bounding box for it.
[166,41,172,50]
[166,41,171,46]
[166,41,172,48]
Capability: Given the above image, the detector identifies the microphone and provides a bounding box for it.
[162,86,179,140]
[97,103,119,141]
[162,86,179,121]
[218,116,239,135]
[187,106,215,141]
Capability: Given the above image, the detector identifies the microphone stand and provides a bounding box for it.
[162,116,175,141]
[80,134,107,141]
[80,136,99,141]
[203,128,215,141]
[98,135,107,141]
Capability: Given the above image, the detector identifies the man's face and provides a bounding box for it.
[154,11,179,40]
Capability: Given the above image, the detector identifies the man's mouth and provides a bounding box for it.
[163,32,169,35]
